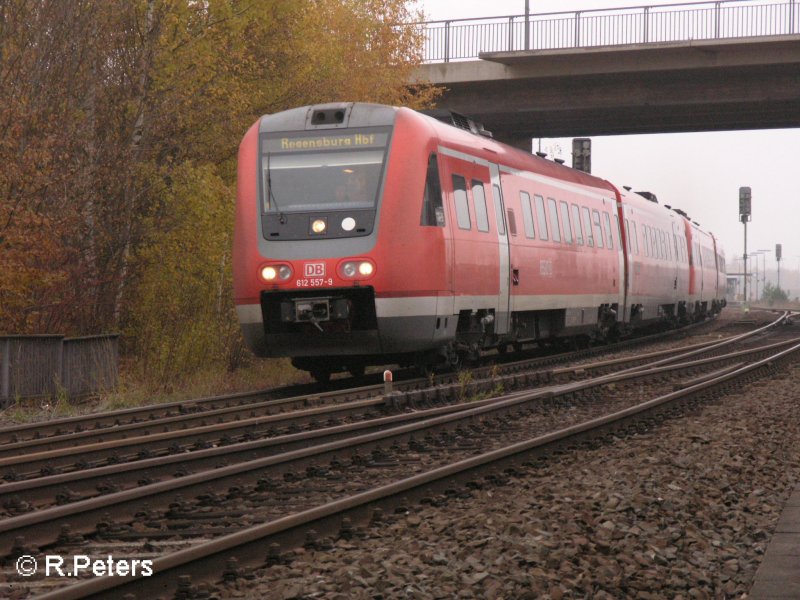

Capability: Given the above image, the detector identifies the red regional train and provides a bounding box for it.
[233,102,727,382]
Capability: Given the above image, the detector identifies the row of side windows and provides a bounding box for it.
[451,174,509,236]
[448,172,619,252]
[420,158,700,270]
[623,218,689,265]
[452,174,491,232]
[519,191,616,250]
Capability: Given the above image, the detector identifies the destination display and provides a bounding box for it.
[263,130,389,153]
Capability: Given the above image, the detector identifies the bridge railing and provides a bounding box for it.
[420,0,799,62]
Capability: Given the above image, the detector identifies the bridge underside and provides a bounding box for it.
[415,36,800,147]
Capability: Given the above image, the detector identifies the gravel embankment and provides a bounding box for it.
[220,328,800,598]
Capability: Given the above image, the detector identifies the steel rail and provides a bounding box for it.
[39,337,800,600]
[2,335,793,510]
[0,381,378,446]
[0,313,721,446]
[1,329,794,556]
[0,391,390,459]
[0,329,755,477]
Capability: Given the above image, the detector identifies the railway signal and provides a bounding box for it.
[739,187,751,304]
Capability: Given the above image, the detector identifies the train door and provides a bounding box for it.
[685,222,697,300]
[614,196,629,324]
[489,163,511,334]
[437,150,503,333]
[671,219,684,305]
[696,239,705,302]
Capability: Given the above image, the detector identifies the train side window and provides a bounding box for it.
[603,212,614,249]
[420,154,445,227]
[452,174,471,230]
[625,219,632,252]
[472,181,490,232]
[653,227,664,260]
[492,184,506,235]
[613,214,621,249]
[506,208,517,236]
[535,195,549,241]
[571,204,583,245]
[547,198,561,242]
[591,209,604,249]
[581,206,593,247]
[520,191,535,238]
[651,228,658,258]
[559,201,573,244]
[642,225,648,257]
[631,221,639,254]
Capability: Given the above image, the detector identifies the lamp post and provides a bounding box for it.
[757,249,770,298]
[751,251,762,302]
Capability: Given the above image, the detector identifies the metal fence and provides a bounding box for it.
[421,0,799,62]
[0,334,119,406]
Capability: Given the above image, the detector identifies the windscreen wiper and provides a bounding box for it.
[265,152,286,224]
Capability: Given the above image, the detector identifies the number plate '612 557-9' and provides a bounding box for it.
[296,278,334,287]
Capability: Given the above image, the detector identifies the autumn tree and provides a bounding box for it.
[1,0,437,387]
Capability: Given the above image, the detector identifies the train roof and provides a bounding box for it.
[405,107,618,196]
[255,102,720,251]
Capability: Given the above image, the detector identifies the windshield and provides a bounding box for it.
[262,149,384,212]
[260,128,390,213]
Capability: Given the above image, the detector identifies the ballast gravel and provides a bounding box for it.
[219,317,800,599]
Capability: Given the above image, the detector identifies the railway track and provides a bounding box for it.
[0,317,726,449]
[0,319,764,488]
[1,311,795,598]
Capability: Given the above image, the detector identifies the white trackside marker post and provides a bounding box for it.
[383,370,393,395]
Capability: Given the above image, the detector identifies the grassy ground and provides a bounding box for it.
[0,357,308,425]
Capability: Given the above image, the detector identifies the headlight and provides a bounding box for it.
[311,218,327,234]
[260,264,292,282]
[339,260,375,279]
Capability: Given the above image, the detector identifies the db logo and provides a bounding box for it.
[304,263,325,277]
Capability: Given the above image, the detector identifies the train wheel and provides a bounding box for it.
[348,364,365,378]
[310,368,331,384]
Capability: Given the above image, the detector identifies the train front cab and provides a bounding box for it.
[234,104,458,378]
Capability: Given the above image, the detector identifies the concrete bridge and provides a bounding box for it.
[413,0,800,147]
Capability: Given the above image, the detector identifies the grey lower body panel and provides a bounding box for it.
[242,314,445,359]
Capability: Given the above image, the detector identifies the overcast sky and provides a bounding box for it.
[413,0,800,290]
